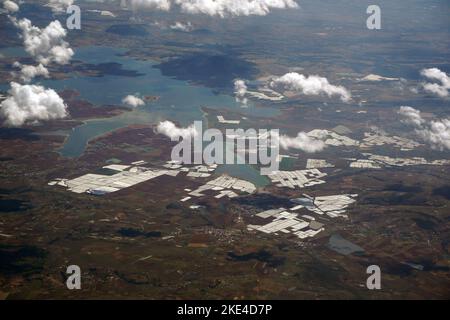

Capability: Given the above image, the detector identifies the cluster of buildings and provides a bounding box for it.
[247,208,324,240]
[306,128,420,151]
[49,158,258,202]
[360,132,421,151]
[186,175,257,200]
[294,194,358,218]
[308,129,359,147]
[268,169,327,189]
[48,161,178,195]
[247,193,357,240]
[303,152,450,170]
[217,115,241,125]
[186,164,217,178]
[349,159,382,169]
[303,127,422,152]
[306,159,335,169]
[48,160,220,195]
[348,153,450,168]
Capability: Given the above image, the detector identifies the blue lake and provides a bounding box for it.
[1,46,277,186]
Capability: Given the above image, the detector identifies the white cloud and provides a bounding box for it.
[0,82,68,127]
[234,79,248,106]
[48,0,74,13]
[129,0,171,11]
[87,9,117,17]
[12,17,74,66]
[122,94,145,107]
[270,72,352,102]
[156,120,198,140]
[13,62,50,83]
[398,106,450,151]
[418,119,450,151]
[169,21,193,32]
[175,0,299,17]
[398,106,424,127]
[128,0,298,17]
[3,0,19,13]
[421,68,450,98]
[279,131,327,153]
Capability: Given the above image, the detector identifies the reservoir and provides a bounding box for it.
[0,46,277,186]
